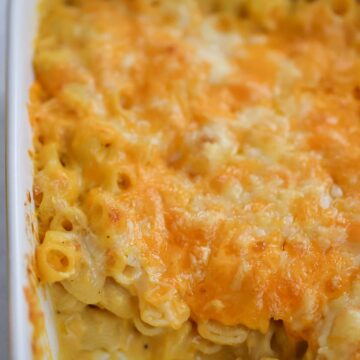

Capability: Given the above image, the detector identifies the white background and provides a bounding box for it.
[1,0,9,357]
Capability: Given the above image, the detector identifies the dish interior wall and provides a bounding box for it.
[8,0,58,358]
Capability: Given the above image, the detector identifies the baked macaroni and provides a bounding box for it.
[30,0,360,359]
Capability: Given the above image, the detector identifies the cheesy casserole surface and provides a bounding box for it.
[31,0,360,359]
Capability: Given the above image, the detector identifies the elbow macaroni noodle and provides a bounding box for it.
[36,231,79,283]
[31,0,360,359]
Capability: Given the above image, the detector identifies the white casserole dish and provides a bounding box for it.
[7,0,57,358]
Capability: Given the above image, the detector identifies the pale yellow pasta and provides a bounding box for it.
[138,300,170,329]
[330,309,360,343]
[139,291,190,329]
[49,205,87,234]
[66,308,123,352]
[133,316,165,337]
[83,188,127,243]
[61,246,106,304]
[111,254,143,288]
[246,327,276,360]
[99,279,136,319]
[35,144,80,205]
[153,322,195,360]
[59,83,106,118]
[37,231,79,283]
[51,283,86,314]
[192,335,222,355]
[316,280,360,359]
[197,321,248,346]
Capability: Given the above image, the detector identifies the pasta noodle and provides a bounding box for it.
[36,231,79,283]
[30,0,360,359]
[197,321,248,346]
[99,279,136,319]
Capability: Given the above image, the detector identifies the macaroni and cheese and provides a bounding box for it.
[30,0,360,359]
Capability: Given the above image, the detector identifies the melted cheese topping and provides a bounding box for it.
[31,0,360,359]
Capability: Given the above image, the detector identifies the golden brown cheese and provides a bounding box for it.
[30,0,360,359]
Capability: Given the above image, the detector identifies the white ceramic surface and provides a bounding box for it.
[1,0,9,359]
[7,1,57,358]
